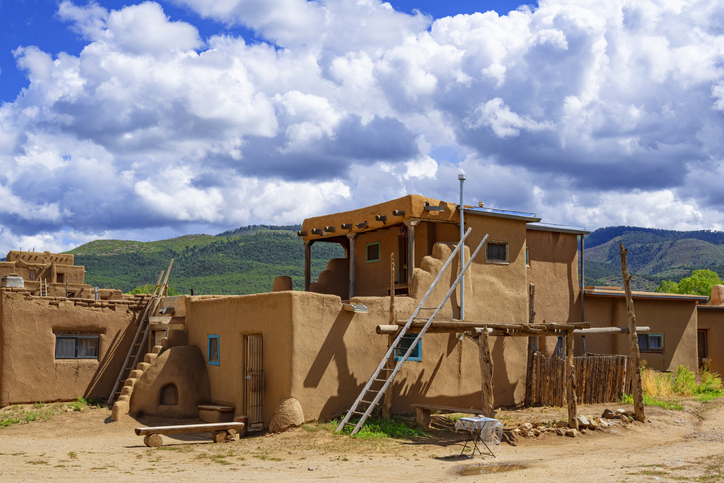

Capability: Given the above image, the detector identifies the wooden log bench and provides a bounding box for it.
[410,403,485,429]
[135,421,246,447]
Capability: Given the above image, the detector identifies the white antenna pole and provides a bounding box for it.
[458,173,466,320]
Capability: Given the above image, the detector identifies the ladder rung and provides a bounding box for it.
[367,389,380,393]
[420,307,436,310]
[379,368,393,371]
[352,411,365,416]
[413,317,429,320]
[344,422,356,427]
[361,400,375,405]
[373,379,388,383]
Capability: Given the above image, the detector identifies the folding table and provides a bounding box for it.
[454,416,502,458]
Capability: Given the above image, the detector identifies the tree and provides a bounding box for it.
[655,269,722,298]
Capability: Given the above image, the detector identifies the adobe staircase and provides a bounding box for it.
[108,260,174,419]
[336,228,488,436]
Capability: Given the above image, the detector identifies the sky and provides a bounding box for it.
[0,0,723,254]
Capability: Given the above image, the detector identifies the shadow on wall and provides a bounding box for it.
[84,307,143,400]
[303,310,359,420]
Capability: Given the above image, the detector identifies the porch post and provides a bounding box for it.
[304,240,314,292]
[347,234,356,298]
[405,220,419,290]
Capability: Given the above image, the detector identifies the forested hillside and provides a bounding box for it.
[66,223,724,295]
[69,227,344,295]
[583,226,724,291]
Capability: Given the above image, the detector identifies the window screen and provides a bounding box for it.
[366,242,381,262]
[486,242,508,263]
[638,334,663,352]
[55,335,99,359]
[208,335,220,365]
[394,334,421,362]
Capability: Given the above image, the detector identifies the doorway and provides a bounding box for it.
[244,334,264,430]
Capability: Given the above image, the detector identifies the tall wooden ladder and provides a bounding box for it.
[40,279,48,297]
[107,259,174,406]
[336,228,488,435]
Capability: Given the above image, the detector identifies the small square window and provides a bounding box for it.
[638,333,663,353]
[366,242,381,262]
[208,335,220,365]
[55,334,99,359]
[485,241,508,264]
[394,334,421,362]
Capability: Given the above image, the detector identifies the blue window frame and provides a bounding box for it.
[208,335,220,365]
[394,334,421,362]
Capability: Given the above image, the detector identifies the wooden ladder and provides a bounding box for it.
[336,229,488,435]
[40,279,48,297]
[107,259,174,406]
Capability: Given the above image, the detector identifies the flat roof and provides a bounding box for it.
[300,194,541,242]
[584,288,709,302]
[527,222,590,235]
[465,207,541,223]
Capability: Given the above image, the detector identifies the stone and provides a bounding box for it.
[555,420,569,428]
[520,422,533,431]
[580,428,587,434]
[565,429,578,438]
[526,431,534,438]
[616,409,626,415]
[576,415,590,427]
[588,419,598,430]
[532,429,540,437]
[556,427,565,436]
[597,418,609,427]
[624,410,635,417]
[212,431,227,443]
[268,397,304,433]
[602,409,615,419]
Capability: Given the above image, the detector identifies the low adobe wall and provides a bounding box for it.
[0,289,142,406]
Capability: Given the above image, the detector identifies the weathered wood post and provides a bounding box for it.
[383,253,395,419]
[525,283,536,406]
[566,328,578,429]
[620,242,645,422]
[478,326,495,418]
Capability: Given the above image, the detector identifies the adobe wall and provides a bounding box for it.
[583,296,698,372]
[696,307,724,375]
[526,230,581,355]
[287,292,525,421]
[0,289,142,406]
[183,293,295,427]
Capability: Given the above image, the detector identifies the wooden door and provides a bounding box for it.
[244,335,264,429]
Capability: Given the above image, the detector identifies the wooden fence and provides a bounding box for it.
[529,353,630,406]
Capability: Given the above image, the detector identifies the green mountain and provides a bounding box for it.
[583,226,724,291]
[68,226,344,295]
[67,223,724,296]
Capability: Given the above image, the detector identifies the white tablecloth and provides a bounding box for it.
[455,417,503,444]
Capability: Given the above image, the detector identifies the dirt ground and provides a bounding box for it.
[1,399,724,482]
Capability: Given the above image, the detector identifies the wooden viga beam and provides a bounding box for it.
[375,324,650,336]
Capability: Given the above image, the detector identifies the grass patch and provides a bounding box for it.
[337,415,427,439]
[623,364,724,409]
[620,393,684,410]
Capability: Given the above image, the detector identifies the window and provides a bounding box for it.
[394,334,421,362]
[526,247,530,267]
[366,242,381,262]
[698,329,708,360]
[56,273,64,283]
[55,334,99,359]
[29,270,36,281]
[638,333,664,353]
[208,335,220,365]
[485,241,509,264]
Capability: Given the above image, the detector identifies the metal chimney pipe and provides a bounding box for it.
[458,173,466,320]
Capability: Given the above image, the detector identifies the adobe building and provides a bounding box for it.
[112,194,592,428]
[696,285,724,375]
[0,251,145,407]
[579,288,706,371]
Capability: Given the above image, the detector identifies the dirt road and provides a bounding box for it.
[1,399,723,482]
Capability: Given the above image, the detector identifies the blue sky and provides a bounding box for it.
[0,0,722,254]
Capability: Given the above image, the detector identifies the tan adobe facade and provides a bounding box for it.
[3,194,715,432]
